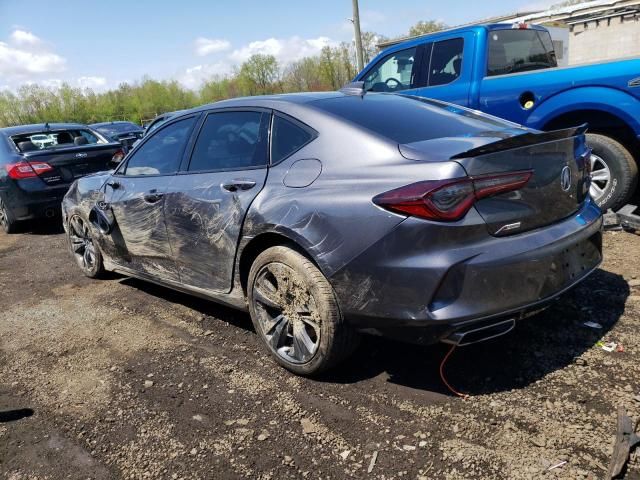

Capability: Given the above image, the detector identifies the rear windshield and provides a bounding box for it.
[312,94,514,144]
[487,29,557,77]
[11,129,107,152]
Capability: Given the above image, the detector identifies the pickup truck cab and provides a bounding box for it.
[355,23,640,211]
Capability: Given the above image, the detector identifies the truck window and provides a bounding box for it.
[487,29,557,77]
[363,47,418,93]
[428,38,464,87]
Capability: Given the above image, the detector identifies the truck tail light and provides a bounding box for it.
[373,171,532,221]
[5,161,54,179]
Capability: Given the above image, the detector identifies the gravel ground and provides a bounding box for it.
[1,222,639,480]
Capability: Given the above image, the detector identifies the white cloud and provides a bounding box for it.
[10,29,41,46]
[77,76,107,90]
[178,62,233,89]
[194,37,231,56]
[229,36,336,65]
[0,29,66,82]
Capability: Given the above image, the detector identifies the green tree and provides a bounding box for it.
[408,20,447,37]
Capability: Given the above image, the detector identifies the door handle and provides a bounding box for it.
[143,190,164,203]
[222,179,256,192]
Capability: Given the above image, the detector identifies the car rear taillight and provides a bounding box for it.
[5,161,54,179]
[111,149,125,164]
[373,170,532,221]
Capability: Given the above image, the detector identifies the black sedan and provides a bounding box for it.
[0,123,124,233]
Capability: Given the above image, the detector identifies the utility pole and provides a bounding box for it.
[351,0,365,71]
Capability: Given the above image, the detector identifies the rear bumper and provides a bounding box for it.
[330,199,602,342]
[1,179,69,220]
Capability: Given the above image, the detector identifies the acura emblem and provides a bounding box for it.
[560,166,571,191]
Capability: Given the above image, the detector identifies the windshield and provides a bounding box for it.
[11,129,107,152]
[487,29,557,77]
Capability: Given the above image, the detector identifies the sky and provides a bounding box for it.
[0,0,556,92]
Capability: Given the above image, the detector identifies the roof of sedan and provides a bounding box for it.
[90,121,142,128]
[0,123,89,136]
[184,91,345,114]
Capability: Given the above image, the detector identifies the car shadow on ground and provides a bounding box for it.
[0,408,34,423]
[323,268,629,396]
[118,268,628,397]
[14,217,64,235]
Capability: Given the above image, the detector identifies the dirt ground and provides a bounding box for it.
[1,222,639,480]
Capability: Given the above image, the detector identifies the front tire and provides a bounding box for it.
[67,213,105,278]
[586,133,638,211]
[247,245,359,376]
[0,197,19,234]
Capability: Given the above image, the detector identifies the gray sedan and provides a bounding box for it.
[62,91,602,375]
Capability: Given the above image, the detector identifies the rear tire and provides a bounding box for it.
[247,245,359,376]
[586,133,638,211]
[0,197,18,234]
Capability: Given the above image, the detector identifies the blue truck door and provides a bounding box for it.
[412,32,475,106]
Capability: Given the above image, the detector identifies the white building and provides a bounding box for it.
[479,0,640,65]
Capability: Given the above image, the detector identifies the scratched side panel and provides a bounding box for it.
[164,168,268,293]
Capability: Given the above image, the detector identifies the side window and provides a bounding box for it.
[363,47,417,92]
[271,115,314,164]
[188,111,266,172]
[428,38,464,87]
[124,117,196,176]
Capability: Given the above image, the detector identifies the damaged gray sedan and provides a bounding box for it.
[62,91,602,375]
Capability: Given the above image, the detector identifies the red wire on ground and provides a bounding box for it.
[439,343,469,399]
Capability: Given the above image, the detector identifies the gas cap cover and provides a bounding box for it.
[283,159,322,188]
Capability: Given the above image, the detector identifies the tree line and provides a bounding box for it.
[0,21,445,127]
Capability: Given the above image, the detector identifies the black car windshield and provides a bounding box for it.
[95,122,141,136]
[11,129,107,152]
[313,93,516,144]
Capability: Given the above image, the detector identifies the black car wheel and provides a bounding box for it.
[248,245,359,375]
[586,133,638,212]
[67,213,105,278]
[0,197,18,234]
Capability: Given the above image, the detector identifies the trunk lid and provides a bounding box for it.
[22,143,120,186]
[400,126,591,235]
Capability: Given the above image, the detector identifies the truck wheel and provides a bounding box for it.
[0,197,19,234]
[586,133,638,211]
[248,245,359,376]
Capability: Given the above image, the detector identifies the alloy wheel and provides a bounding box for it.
[68,215,97,273]
[252,262,321,364]
[0,199,7,229]
[589,153,611,203]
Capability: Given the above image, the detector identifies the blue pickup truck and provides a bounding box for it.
[355,23,640,212]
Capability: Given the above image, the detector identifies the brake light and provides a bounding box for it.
[5,161,54,179]
[512,22,529,29]
[373,170,532,221]
[111,149,125,164]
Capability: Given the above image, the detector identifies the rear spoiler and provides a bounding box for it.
[450,124,588,159]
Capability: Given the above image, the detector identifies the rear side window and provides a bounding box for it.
[314,94,512,145]
[363,47,418,92]
[428,38,464,86]
[271,116,314,164]
[487,29,557,77]
[188,111,266,172]
[124,117,196,176]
